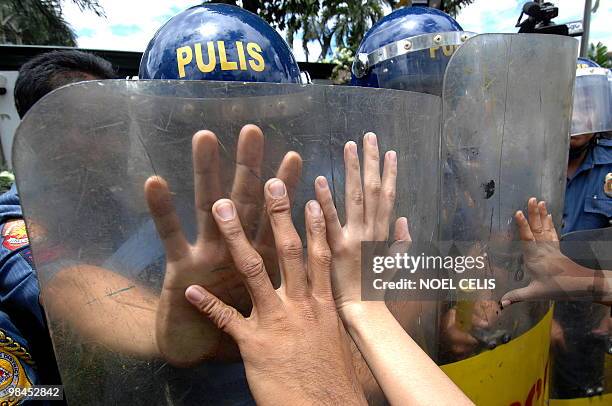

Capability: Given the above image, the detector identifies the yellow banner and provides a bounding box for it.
[441,308,553,406]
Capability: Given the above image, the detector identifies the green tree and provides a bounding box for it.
[587,42,612,68]
[0,0,104,46]
[287,0,387,61]
[438,0,476,17]
[213,0,385,61]
[388,1,475,16]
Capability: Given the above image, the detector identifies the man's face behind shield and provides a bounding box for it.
[570,134,595,150]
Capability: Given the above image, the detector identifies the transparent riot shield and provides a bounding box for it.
[438,34,578,405]
[13,80,441,405]
[550,227,612,403]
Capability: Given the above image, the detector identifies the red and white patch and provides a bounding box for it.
[1,220,29,251]
[605,173,612,198]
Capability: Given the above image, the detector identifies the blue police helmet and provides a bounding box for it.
[139,4,301,83]
[576,57,600,69]
[351,6,475,95]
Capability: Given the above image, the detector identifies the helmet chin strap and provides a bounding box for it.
[569,136,596,160]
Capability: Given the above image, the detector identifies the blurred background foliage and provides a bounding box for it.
[3,0,607,83]
[1,1,474,61]
[0,171,14,194]
[0,1,104,46]
[588,42,612,68]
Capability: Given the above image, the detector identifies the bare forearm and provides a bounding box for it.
[578,266,612,304]
[555,257,612,304]
[342,304,473,406]
[348,336,386,405]
[43,264,160,358]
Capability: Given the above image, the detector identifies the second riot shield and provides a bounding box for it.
[438,34,577,405]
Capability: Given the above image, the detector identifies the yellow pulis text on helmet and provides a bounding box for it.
[429,45,459,59]
[176,41,265,78]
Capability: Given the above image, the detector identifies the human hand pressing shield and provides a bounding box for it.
[314,133,409,317]
[501,198,612,306]
[145,124,302,367]
[184,180,367,406]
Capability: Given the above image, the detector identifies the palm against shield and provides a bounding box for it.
[146,124,302,367]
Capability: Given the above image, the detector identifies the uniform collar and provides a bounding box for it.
[591,137,612,165]
[569,138,612,181]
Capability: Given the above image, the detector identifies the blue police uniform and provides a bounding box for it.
[0,184,63,405]
[562,137,612,234]
[553,137,612,398]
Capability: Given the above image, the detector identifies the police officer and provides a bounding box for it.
[0,188,58,406]
[0,50,116,405]
[551,57,612,399]
[35,4,306,405]
[136,4,303,358]
[563,57,612,233]
[4,5,305,405]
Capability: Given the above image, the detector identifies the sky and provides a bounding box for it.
[62,0,611,61]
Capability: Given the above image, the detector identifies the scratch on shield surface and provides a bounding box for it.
[538,89,546,197]
[74,169,90,219]
[489,207,495,237]
[497,37,513,232]
[134,100,159,176]
[106,285,136,297]
[164,105,175,132]
[89,121,124,132]
[217,137,266,184]
[85,285,136,304]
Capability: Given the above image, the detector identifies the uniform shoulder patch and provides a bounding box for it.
[0,330,34,405]
[1,220,29,251]
[605,173,612,198]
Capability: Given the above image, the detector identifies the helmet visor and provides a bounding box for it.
[571,68,612,136]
